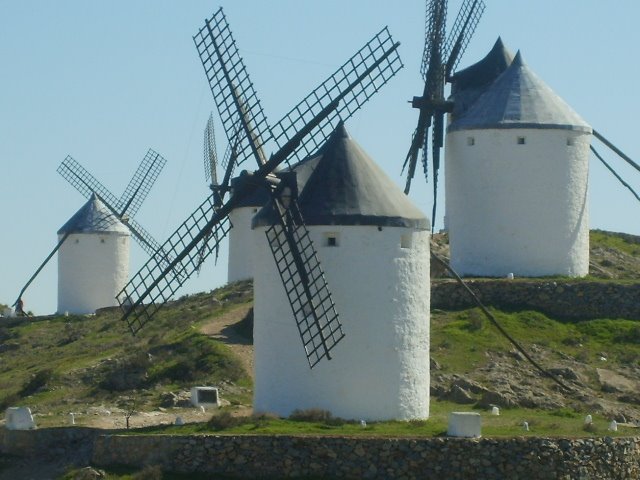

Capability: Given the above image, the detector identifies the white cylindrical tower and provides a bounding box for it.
[446,51,592,277]
[252,124,431,421]
[57,194,130,314]
[227,182,269,283]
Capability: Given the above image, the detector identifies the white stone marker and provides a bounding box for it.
[448,412,481,438]
[5,407,36,430]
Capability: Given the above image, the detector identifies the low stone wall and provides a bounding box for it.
[431,280,640,320]
[2,428,640,479]
[0,427,100,463]
[91,434,640,479]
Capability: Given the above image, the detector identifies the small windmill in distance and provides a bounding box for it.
[203,111,270,282]
[403,0,485,230]
[12,150,167,315]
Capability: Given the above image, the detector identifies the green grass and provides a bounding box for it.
[0,281,254,416]
[591,230,640,257]
[111,399,632,439]
[431,307,640,374]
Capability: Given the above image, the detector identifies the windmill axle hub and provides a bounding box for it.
[411,96,453,112]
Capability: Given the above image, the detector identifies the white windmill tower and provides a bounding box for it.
[252,124,431,421]
[57,194,131,314]
[13,150,167,315]
[445,50,592,277]
[203,113,270,283]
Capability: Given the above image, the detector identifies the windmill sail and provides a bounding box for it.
[57,151,167,257]
[405,0,485,230]
[265,196,344,368]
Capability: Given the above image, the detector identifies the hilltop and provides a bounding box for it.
[0,230,639,431]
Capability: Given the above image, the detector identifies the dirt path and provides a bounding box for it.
[199,303,254,379]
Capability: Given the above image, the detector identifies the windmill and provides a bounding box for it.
[117,7,402,369]
[402,0,486,229]
[58,149,167,258]
[13,150,166,315]
[203,111,270,281]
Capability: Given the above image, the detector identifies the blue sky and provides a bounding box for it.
[2,1,639,314]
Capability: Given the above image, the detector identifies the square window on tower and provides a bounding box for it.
[400,233,413,249]
[517,136,526,145]
[467,137,475,146]
[324,233,339,247]
[566,137,575,146]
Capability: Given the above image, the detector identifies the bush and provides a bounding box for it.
[97,354,150,391]
[0,392,20,411]
[467,310,484,332]
[20,369,53,397]
[133,464,163,480]
[289,408,333,422]
[207,411,245,431]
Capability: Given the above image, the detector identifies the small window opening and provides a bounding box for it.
[467,136,475,146]
[74,239,79,244]
[100,238,105,244]
[325,233,339,247]
[400,233,413,249]
[566,137,575,146]
[252,208,258,213]
[517,136,526,145]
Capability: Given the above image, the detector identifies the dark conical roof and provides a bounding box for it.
[449,37,515,118]
[58,194,129,235]
[448,51,591,133]
[451,37,514,94]
[253,124,428,229]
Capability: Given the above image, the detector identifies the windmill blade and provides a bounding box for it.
[125,218,165,259]
[270,26,402,169]
[443,0,486,79]
[58,156,121,210]
[403,111,433,194]
[193,8,270,169]
[119,149,167,218]
[13,232,71,314]
[593,129,640,174]
[591,145,640,204]
[420,0,447,80]
[118,195,231,333]
[431,111,445,230]
[204,113,219,186]
[265,195,344,368]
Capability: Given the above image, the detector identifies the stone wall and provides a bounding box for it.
[0,427,99,464]
[92,434,640,479]
[431,280,640,320]
[2,428,640,479]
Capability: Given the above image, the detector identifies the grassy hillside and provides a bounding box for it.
[0,231,639,436]
[0,281,253,424]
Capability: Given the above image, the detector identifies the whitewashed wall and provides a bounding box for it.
[227,207,259,283]
[253,224,430,421]
[445,128,590,277]
[57,232,130,314]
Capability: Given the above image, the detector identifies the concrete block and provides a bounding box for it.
[5,407,36,430]
[190,387,219,408]
[448,411,481,438]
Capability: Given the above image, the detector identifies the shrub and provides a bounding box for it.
[207,411,245,431]
[133,464,163,480]
[289,408,333,422]
[20,369,53,397]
